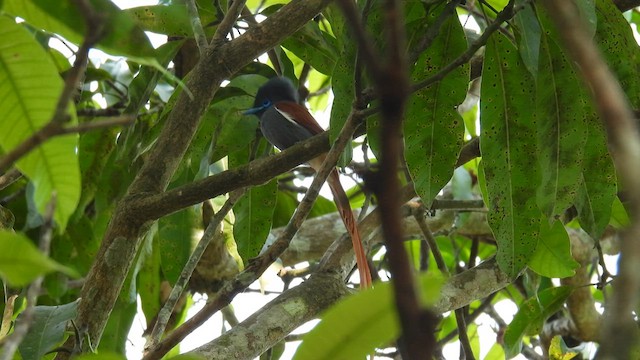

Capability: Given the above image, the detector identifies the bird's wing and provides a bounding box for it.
[275,101,326,135]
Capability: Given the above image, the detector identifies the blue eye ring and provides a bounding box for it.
[261,99,272,108]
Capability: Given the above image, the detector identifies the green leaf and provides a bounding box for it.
[74,127,119,220]
[17,301,78,360]
[405,11,467,207]
[158,207,196,285]
[4,0,157,59]
[595,0,640,108]
[293,273,443,360]
[233,181,277,261]
[326,5,355,167]
[208,88,260,164]
[575,115,616,239]
[229,140,277,261]
[609,196,630,229]
[125,4,192,37]
[548,336,579,360]
[513,1,541,77]
[484,343,506,360]
[503,286,573,358]
[529,219,579,278]
[576,0,597,38]
[535,30,588,220]
[137,233,162,326]
[0,231,77,286]
[100,300,137,353]
[480,32,540,279]
[282,21,338,75]
[0,17,80,230]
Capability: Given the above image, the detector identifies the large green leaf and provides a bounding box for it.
[137,233,162,330]
[232,179,277,261]
[208,87,260,165]
[100,299,137,353]
[535,30,588,220]
[404,11,467,207]
[17,301,78,360]
[480,32,540,279]
[0,231,77,286]
[528,219,579,278]
[575,116,616,239]
[3,0,157,59]
[503,286,572,358]
[595,0,640,108]
[282,21,338,75]
[513,1,541,77]
[0,18,80,230]
[325,4,355,167]
[125,4,192,37]
[293,273,443,360]
[230,143,278,261]
[158,207,196,285]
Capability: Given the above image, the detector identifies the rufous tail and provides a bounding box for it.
[327,169,372,288]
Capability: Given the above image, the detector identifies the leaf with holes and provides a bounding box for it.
[480,32,540,279]
[405,10,467,207]
[535,29,587,221]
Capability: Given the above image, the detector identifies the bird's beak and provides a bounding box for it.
[243,107,262,115]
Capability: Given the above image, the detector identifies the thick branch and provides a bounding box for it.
[134,133,329,221]
[186,273,350,359]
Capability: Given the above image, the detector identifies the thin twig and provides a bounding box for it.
[412,203,448,274]
[0,169,22,191]
[0,115,135,174]
[407,0,463,64]
[412,0,523,93]
[431,199,486,211]
[186,0,209,53]
[144,189,245,351]
[212,0,247,45]
[455,308,476,360]
[0,196,56,360]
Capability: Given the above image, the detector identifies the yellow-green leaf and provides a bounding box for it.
[0,17,79,230]
[0,231,78,286]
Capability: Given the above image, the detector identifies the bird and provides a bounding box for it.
[245,77,372,288]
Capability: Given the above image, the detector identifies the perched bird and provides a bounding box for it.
[245,77,372,288]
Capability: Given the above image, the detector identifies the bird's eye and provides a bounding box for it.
[262,99,272,108]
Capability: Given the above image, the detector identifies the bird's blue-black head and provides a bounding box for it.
[244,77,316,151]
[245,77,299,117]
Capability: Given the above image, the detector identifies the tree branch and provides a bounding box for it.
[186,0,208,53]
[186,273,350,359]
